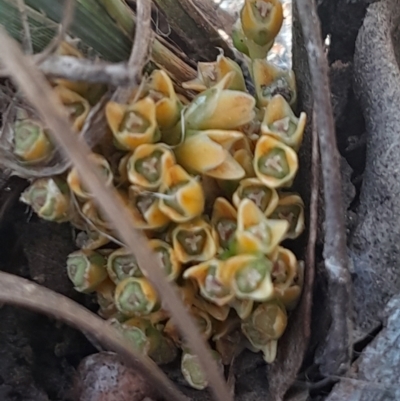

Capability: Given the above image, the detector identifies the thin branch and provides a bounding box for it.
[34,0,75,65]
[37,56,134,86]
[113,0,153,103]
[295,0,352,376]
[0,271,188,401]
[17,0,33,55]
[0,26,232,401]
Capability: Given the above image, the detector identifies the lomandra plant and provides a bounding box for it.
[0,0,326,397]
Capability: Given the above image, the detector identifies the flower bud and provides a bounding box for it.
[261,95,307,150]
[233,178,279,216]
[147,69,182,130]
[114,277,158,317]
[106,97,160,150]
[148,239,181,281]
[252,60,297,108]
[127,143,176,190]
[172,218,218,263]
[181,350,223,390]
[107,248,143,285]
[67,153,114,200]
[269,193,305,239]
[211,197,237,249]
[53,85,90,131]
[20,177,71,222]
[184,73,256,130]
[127,186,170,230]
[241,301,287,363]
[66,249,107,293]
[13,119,53,163]
[175,129,245,180]
[183,259,234,306]
[236,199,289,255]
[159,165,205,223]
[219,254,274,301]
[241,0,283,46]
[183,54,246,92]
[254,135,298,188]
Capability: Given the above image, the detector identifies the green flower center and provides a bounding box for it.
[204,265,230,298]
[67,256,87,288]
[270,117,297,137]
[177,229,207,256]
[216,218,237,248]
[257,148,289,179]
[118,281,149,314]
[134,150,163,183]
[120,111,150,133]
[112,255,141,281]
[14,123,40,153]
[235,257,270,293]
[241,186,273,211]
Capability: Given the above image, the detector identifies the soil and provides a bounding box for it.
[1,0,399,400]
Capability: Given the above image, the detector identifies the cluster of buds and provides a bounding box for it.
[18,0,307,391]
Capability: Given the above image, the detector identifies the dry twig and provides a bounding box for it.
[0,19,232,401]
[0,271,189,401]
[295,0,352,376]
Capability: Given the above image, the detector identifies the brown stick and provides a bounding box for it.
[0,23,232,401]
[0,271,189,401]
[295,0,352,376]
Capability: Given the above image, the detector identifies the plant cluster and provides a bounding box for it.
[17,0,307,390]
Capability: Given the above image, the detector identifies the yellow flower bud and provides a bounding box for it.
[114,277,158,317]
[183,55,246,92]
[261,95,307,150]
[105,97,160,150]
[241,301,287,362]
[13,119,53,163]
[183,259,234,306]
[175,129,245,180]
[67,249,107,293]
[236,199,289,255]
[67,153,114,200]
[159,164,205,223]
[147,69,182,130]
[148,239,182,281]
[184,72,256,130]
[254,135,298,188]
[53,85,90,131]
[270,193,305,239]
[127,143,176,190]
[20,177,71,222]
[252,59,297,108]
[233,178,279,216]
[172,218,218,263]
[211,197,237,249]
[219,253,274,301]
[241,0,283,46]
[127,186,170,230]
